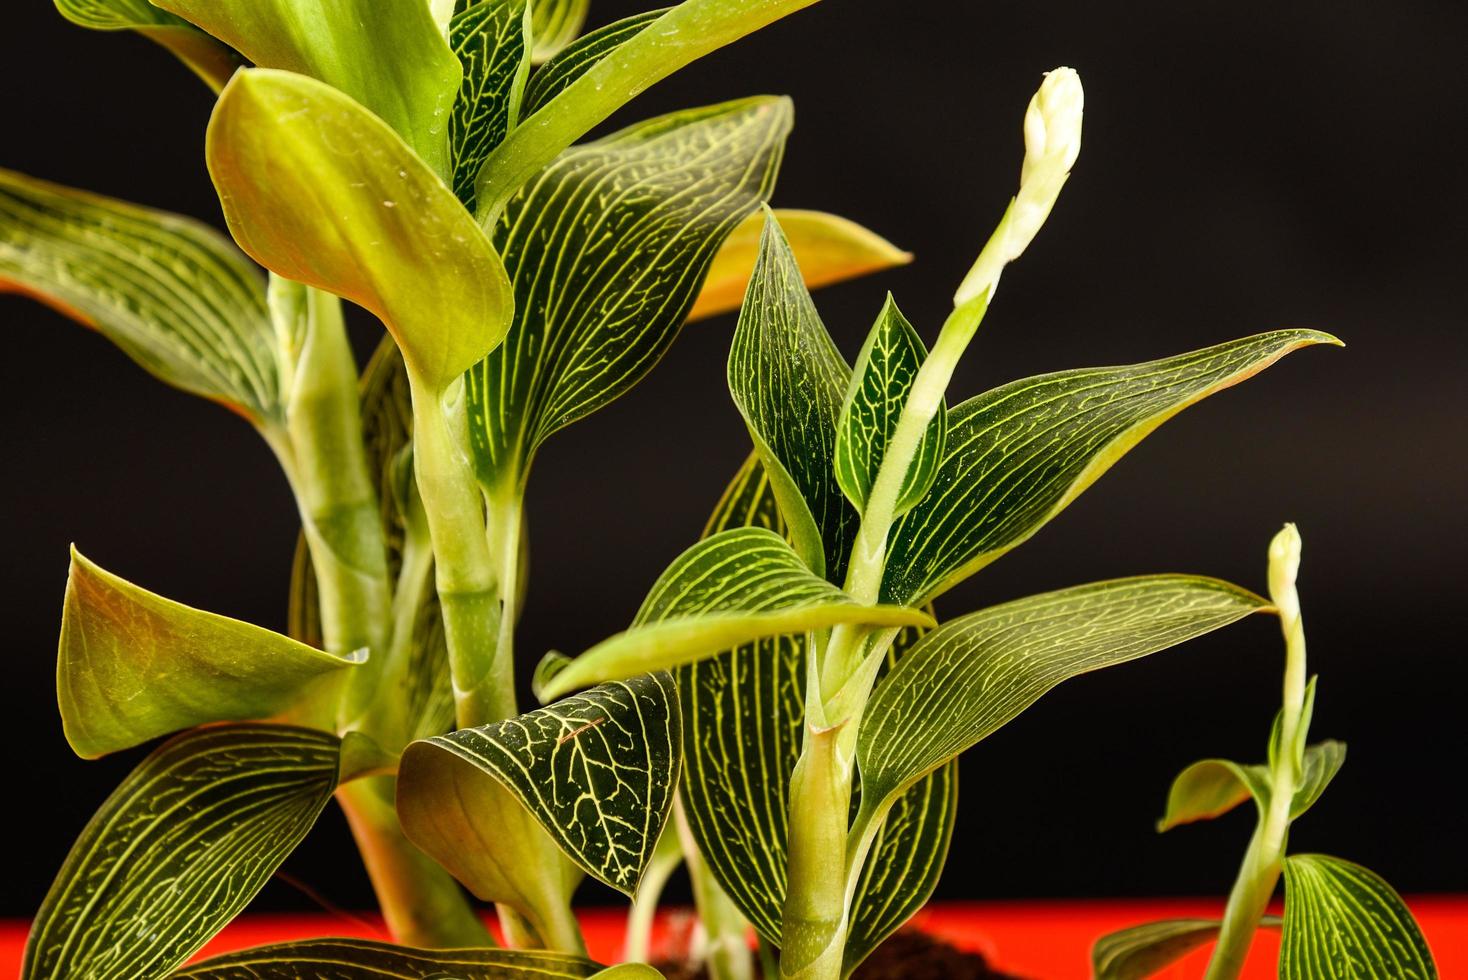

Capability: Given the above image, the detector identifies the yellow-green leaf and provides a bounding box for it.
[172,939,600,978]
[1157,741,1347,832]
[528,0,590,62]
[1091,917,1280,980]
[1281,854,1437,979]
[53,0,241,90]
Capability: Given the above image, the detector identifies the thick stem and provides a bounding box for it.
[779,724,851,980]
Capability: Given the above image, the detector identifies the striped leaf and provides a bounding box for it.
[156,0,462,174]
[172,939,601,978]
[853,577,1271,845]
[1158,740,1346,832]
[728,212,857,580]
[450,0,532,210]
[528,0,590,62]
[53,0,241,90]
[23,725,341,980]
[1091,917,1280,980]
[399,672,680,897]
[59,549,361,759]
[0,168,277,426]
[880,330,1342,606]
[538,527,932,700]
[689,209,911,323]
[834,293,945,516]
[207,69,512,391]
[466,96,790,492]
[521,10,665,116]
[1280,854,1437,979]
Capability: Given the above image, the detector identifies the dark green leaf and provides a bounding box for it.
[171,938,601,978]
[727,211,857,580]
[1281,854,1437,979]
[881,330,1342,605]
[467,97,790,492]
[1091,917,1280,980]
[53,0,241,90]
[0,168,277,425]
[399,672,681,896]
[521,10,666,115]
[528,0,590,61]
[834,293,945,516]
[450,0,532,211]
[1158,741,1347,832]
[23,725,340,980]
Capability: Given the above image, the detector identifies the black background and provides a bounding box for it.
[3,0,1464,919]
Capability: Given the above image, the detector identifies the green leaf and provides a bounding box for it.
[521,10,666,116]
[53,0,241,91]
[450,0,532,211]
[59,549,361,759]
[23,725,341,980]
[1281,854,1437,979]
[172,939,602,978]
[728,211,857,580]
[854,576,1271,840]
[155,0,462,174]
[591,967,666,980]
[399,672,681,897]
[539,527,932,700]
[0,168,278,426]
[880,329,1342,605]
[528,0,590,62]
[834,293,946,516]
[1091,917,1280,980]
[467,97,790,491]
[206,69,512,391]
[1157,740,1347,832]
[689,208,912,324]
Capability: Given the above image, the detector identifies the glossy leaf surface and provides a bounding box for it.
[156,0,462,173]
[54,0,240,90]
[521,10,665,115]
[1091,917,1277,980]
[728,212,856,580]
[1280,854,1437,979]
[172,939,601,978]
[689,208,911,323]
[24,725,340,980]
[400,672,681,896]
[0,169,276,425]
[529,0,590,61]
[1157,740,1346,832]
[881,330,1341,605]
[450,0,531,210]
[467,97,790,490]
[834,294,945,515]
[540,527,931,699]
[207,70,512,390]
[59,549,360,758]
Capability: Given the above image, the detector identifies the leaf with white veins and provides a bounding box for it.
[1280,854,1437,979]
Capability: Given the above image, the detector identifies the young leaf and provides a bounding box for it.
[834,294,946,516]
[728,212,857,580]
[1157,741,1347,832]
[854,576,1271,841]
[529,0,590,62]
[59,549,361,759]
[1091,917,1280,980]
[206,69,513,390]
[174,939,600,978]
[1280,854,1438,979]
[467,97,790,491]
[450,0,532,210]
[23,725,341,980]
[0,169,278,426]
[881,329,1342,605]
[155,0,462,174]
[53,0,241,91]
[521,10,667,115]
[688,209,912,323]
[399,672,681,897]
[538,528,932,700]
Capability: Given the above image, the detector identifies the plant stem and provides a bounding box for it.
[779,722,850,980]
[676,800,754,980]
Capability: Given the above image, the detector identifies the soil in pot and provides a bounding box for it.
[653,928,1023,980]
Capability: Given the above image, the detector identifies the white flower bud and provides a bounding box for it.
[1268,522,1303,624]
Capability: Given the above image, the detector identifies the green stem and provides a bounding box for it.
[779,722,851,980]
[676,800,753,980]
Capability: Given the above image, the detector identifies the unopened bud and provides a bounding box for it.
[1267,522,1302,623]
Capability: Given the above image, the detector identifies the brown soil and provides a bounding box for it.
[653,928,1023,979]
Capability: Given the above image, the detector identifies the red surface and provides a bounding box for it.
[3,897,1464,978]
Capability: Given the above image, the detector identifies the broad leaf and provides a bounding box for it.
[59,549,361,759]
[1281,854,1437,979]
[207,70,512,390]
[53,0,241,90]
[156,0,462,174]
[0,169,277,426]
[1157,741,1347,832]
[521,10,665,115]
[855,576,1271,840]
[689,209,911,323]
[399,672,681,897]
[1091,917,1280,980]
[528,0,590,62]
[538,527,931,699]
[23,725,341,980]
[466,97,790,491]
[881,330,1341,605]
[728,212,857,580]
[172,939,601,979]
[450,0,532,210]
[834,294,945,516]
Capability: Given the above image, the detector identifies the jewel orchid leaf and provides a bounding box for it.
[23,725,341,980]
[53,0,241,91]
[59,548,362,759]
[1280,854,1437,980]
[1157,740,1346,832]
[449,0,532,210]
[521,10,666,115]
[171,939,602,979]
[1091,917,1281,980]
[528,0,590,62]
[206,69,513,391]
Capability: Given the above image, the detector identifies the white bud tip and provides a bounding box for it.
[1267,522,1302,616]
[1022,67,1084,182]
